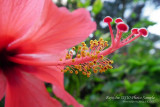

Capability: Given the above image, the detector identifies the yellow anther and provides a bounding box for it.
[90,45,93,49]
[81,42,85,45]
[99,64,103,68]
[89,62,94,66]
[72,59,75,62]
[104,66,108,70]
[82,54,86,57]
[77,54,81,58]
[78,46,82,50]
[75,70,78,75]
[105,41,108,44]
[104,41,108,46]
[82,47,85,50]
[96,42,98,46]
[94,40,98,42]
[93,41,96,45]
[94,69,98,73]
[82,72,86,75]
[81,51,86,57]
[87,72,91,78]
[99,69,103,73]
[99,46,103,50]
[100,55,103,59]
[94,55,98,59]
[84,65,88,70]
[70,70,73,74]
[99,37,103,41]
[100,44,104,47]
[85,47,89,50]
[102,69,105,72]
[66,53,69,55]
[108,65,113,69]
[109,60,114,64]
[93,59,97,64]
[66,55,71,59]
[59,58,63,61]
[87,67,91,70]
[81,42,86,46]
[74,65,78,68]
[79,69,82,71]
[66,67,70,71]
[82,46,88,51]
[64,70,67,73]
[69,51,73,54]
[90,40,93,44]
[61,70,64,72]
[87,71,91,75]
[78,65,82,69]
[100,41,102,45]
[103,61,107,64]
[83,44,86,47]
[72,47,75,50]
[92,66,97,70]
[87,75,90,78]
[96,51,100,54]
[91,54,94,59]
[86,52,90,56]
[76,65,79,69]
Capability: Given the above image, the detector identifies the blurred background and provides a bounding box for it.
[1,0,160,107]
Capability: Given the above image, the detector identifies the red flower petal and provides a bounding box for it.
[0,0,45,37]
[10,50,67,66]
[0,70,6,101]
[14,0,96,54]
[22,65,83,107]
[53,86,83,107]
[18,49,82,107]
[5,70,61,107]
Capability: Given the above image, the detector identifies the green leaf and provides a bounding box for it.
[128,81,146,94]
[127,59,142,66]
[92,84,104,93]
[150,66,160,72]
[124,79,131,89]
[92,0,103,15]
[110,65,125,73]
[77,0,90,8]
[133,19,156,28]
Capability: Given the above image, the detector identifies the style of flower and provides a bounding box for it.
[59,16,148,77]
[0,0,96,107]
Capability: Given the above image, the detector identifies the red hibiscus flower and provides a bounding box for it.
[0,0,96,107]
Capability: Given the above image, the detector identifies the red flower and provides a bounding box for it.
[0,0,96,107]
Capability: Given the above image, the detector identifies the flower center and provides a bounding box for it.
[0,48,17,71]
